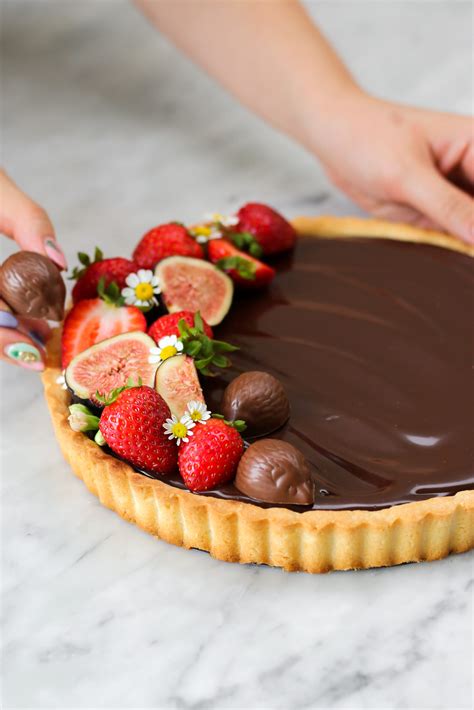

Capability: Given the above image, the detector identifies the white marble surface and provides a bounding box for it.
[1,2,473,708]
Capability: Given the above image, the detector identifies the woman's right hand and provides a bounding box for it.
[0,169,67,371]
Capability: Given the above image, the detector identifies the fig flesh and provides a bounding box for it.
[155,256,233,326]
[65,331,157,406]
[155,354,205,418]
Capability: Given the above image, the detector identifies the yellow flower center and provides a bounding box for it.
[172,422,188,439]
[160,345,178,361]
[189,409,202,421]
[135,283,154,300]
[193,225,212,237]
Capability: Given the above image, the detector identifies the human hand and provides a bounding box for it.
[0,169,67,370]
[311,94,473,244]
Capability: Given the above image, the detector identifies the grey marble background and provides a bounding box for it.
[1,2,473,708]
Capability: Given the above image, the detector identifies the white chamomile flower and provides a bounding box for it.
[163,414,195,445]
[122,269,161,309]
[204,212,239,228]
[189,212,238,244]
[148,334,184,365]
[190,223,223,244]
[186,400,211,424]
[56,370,68,390]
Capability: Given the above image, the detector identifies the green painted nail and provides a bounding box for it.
[4,342,44,370]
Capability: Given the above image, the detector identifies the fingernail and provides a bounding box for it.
[0,311,19,329]
[44,237,68,270]
[4,342,44,371]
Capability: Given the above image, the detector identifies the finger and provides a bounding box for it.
[18,315,51,345]
[460,142,474,185]
[0,297,49,348]
[437,139,474,189]
[0,169,67,270]
[403,167,474,245]
[0,312,45,371]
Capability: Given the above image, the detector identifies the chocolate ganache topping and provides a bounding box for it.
[139,236,474,511]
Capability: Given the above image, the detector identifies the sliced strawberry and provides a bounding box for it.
[236,203,296,255]
[207,239,275,288]
[70,249,137,304]
[133,223,204,270]
[61,299,147,368]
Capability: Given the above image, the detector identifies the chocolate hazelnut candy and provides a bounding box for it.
[235,439,314,505]
[0,251,66,321]
[221,371,290,437]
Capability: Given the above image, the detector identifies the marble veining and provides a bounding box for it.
[1,2,472,708]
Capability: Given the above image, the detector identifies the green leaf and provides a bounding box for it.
[178,318,191,339]
[212,354,230,368]
[212,340,239,353]
[193,311,204,332]
[211,413,247,432]
[194,355,214,370]
[217,256,256,280]
[97,277,125,307]
[95,377,142,406]
[249,241,263,258]
[232,420,247,433]
[229,231,263,259]
[69,247,104,281]
[184,340,202,358]
[78,252,91,267]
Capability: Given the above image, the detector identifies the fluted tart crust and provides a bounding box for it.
[42,217,474,572]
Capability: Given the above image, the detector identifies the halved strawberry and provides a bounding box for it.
[61,297,147,368]
[207,239,275,288]
[133,223,204,270]
[70,248,137,304]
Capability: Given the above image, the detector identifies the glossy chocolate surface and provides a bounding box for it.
[144,236,474,511]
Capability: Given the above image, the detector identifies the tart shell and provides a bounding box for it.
[42,217,474,572]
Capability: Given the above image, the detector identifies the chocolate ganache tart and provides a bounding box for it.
[42,216,474,573]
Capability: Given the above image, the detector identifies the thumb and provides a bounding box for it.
[404,166,473,245]
[0,170,67,269]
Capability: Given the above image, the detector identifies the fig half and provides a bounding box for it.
[155,256,233,326]
[155,354,205,418]
[65,331,157,405]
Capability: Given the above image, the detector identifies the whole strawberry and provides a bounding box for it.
[148,310,213,342]
[70,248,136,304]
[178,419,244,492]
[133,224,204,270]
[99,386,178,475]
[236,203,296,256]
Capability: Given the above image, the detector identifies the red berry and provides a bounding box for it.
[178,419,244,492]
[148,310,213,342]
[99,386,178,475]
[61,298,147,368]
[72,257,136,304]
[207,239,275,288]
[133,223,204,270]
[236,203,296,255]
